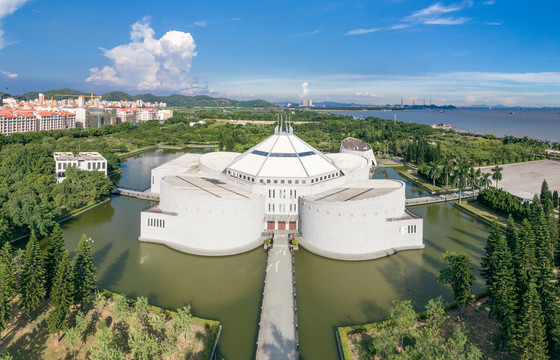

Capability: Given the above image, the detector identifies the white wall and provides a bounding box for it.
[298,181,423,259]
[140,177,265,255]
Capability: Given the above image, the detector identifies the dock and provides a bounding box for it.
[256,232,299,360]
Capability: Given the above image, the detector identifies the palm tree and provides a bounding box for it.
[427,161,442,191]
[491,165,503,188]
[442,159,453,190]
[479,173,492,189]
[453,164,469,203]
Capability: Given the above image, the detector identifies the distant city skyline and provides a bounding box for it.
[0,0,559,106]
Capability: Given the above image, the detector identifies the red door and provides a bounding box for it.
[278,221,286,230]
[289,221,297,230]
[267,221,275,230]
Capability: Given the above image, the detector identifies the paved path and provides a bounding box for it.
[406,190,478,206]
[256,232,298,360]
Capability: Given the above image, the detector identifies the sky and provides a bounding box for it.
[0,0,559,106]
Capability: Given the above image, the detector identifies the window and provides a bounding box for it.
[274,180,278,184]
[302,180,306,184]
[152,176,154,184]
[295,180,299,184]
[260,179,264,184]
[288,180,292,184]
[87,163,91,169]
[58,163,62,169]
[281,180,285,184]
[311,179,314,184]
[267,179,271,184]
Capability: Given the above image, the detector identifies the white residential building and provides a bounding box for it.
[54,152,108,183]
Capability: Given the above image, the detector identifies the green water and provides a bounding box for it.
[295,203,490,360]
[57,196,266,359]
[51,151,491,359]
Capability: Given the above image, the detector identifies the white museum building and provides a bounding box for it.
[139,122,423,260]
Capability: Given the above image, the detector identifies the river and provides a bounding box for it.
[327,108,560,143]
[49,149,491,359]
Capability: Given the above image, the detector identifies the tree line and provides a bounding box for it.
[0,225,196,359]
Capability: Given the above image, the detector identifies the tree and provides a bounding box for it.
[453,165,469,203]
[47,250,73,342]
[426,161,442,190]
[505,215,518,254]
[20,233,44,320]
[112,295,129,325]
[514,220,537,295]
[540,179,552,204]
[0,242,16,300]
[74,310,89,340]
[134,296,150,326]
[175,305,193,345]
[553,190,559,208]
[442,158,454,189]
[516,281,548,360]
[438,252,474,314]
[64,327,81,359]
[72,234,96,308]
[488,233,518,353]
[389,299,416,351]
[0,262,14,333]
[491,165,503,188]
[44,223,65,298]
[480,221,502,287]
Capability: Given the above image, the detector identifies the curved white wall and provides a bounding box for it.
[140,177,265,255]
[298,180,423,260]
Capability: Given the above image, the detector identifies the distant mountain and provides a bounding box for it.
[16,89,277,108]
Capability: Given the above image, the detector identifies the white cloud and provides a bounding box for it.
[87,18,198,91]
[347,1,472,35]
[293,29,322,37]
[0,69,17,78]
[483,0,496,5]
[0,0,30,49]
[194,20,207,27]
[301,82,309,98]
[210,71,560,107]
[486,21,502,26]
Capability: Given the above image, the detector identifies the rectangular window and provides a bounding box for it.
[302,180,306,184]
[288,180,292,184]
[152,176,154,184]
[281,180,285,184]
[58,163,62,169]
[274,180,278,184]
[260,179,264,184]
[88,163,91,169]
[267,180,271,184]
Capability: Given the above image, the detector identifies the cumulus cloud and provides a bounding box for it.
[301,82,309,98]
[0,0,30,48]
[347,1,472,35]
[0,69,17,78]
[87,18,198,91]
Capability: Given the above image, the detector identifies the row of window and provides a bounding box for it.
[147,218,166,228]
[267,203,298,213]
[268,189,297,199]
[227,170,255,182]
[310,172,339,184]
[57,162,106,170]
[87,162,106,170]
[260,178,307,185]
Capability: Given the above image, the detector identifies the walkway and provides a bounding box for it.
[406,189,478,206]
[256,232,298,360]
[113,187,160,201]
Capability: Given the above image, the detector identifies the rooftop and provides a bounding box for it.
[341,137,372,151]
[163,176,258,199]
[303,180,402,202]
[226,133,340,179]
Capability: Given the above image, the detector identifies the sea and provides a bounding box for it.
[326,108,560,143]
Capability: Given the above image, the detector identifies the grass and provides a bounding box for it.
[398,169,451,193]
[342,296,508,360]
[454,200,514,228]
[0,295,218,360]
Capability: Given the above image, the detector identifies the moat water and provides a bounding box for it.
[42,149,491,359]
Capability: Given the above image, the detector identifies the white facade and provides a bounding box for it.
[54,152,108,183]
[140,123,423,260]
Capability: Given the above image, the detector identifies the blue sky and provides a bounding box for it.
[0,0,559,106]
